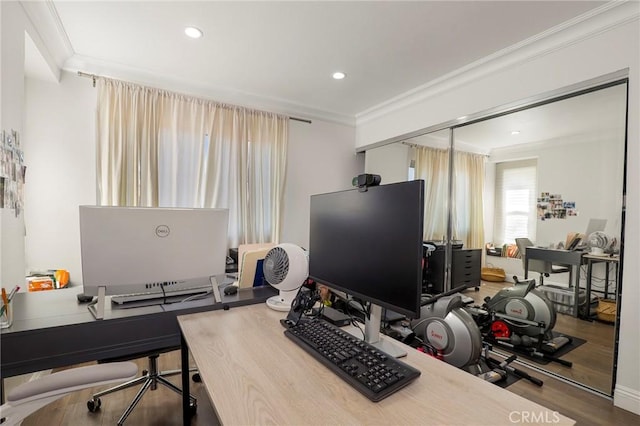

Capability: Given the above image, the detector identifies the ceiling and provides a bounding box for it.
[26,1,610,123]
[455,83,628,152]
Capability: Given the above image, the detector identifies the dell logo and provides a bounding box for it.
[156,225,170,237]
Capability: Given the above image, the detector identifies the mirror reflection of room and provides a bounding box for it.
[366,81,627,396]
[462,82,625,396]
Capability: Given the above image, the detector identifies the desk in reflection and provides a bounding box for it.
[524,247,583,318]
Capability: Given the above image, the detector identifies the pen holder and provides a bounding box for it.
[1,298,13,329]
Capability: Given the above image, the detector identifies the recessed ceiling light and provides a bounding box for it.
[511,130,521,135]
[332,72,346,80]
[185,27,203,39]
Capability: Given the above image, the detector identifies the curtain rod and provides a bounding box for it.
[401,141,488,157]
[401,141,448,150]
[77,71,312,124]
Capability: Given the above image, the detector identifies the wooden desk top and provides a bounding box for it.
[178,305,575,425]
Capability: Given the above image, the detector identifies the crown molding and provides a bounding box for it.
[23,0,638,128]
[24,1,354,126]
[63,55,355,126]
[20,0,74,73]
[356,1,639,126]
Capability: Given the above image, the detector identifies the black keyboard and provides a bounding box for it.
[284,318,421,402]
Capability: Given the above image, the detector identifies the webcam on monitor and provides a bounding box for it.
[352,173,381,192]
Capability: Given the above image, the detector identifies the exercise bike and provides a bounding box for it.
[401,287,543,386]
[409,290,483,371]
[469,276,572,366]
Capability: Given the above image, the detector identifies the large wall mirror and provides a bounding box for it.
[365,79,628,396]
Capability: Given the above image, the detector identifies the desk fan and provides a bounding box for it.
[588,231,610,255]
[263,243,308,311]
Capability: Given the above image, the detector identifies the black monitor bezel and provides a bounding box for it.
[308,180,424,319]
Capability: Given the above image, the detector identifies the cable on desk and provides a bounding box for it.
[160,283,167,305]
[180,290,213,303]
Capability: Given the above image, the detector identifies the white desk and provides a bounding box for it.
[583,253,620,314]
[178,304,575,425]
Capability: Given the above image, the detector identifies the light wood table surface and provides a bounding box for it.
[178,304,575,425]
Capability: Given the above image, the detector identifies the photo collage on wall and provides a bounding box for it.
[537,192,577,220]
[1,130,26,216]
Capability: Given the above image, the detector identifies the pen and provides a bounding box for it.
[7,285,20,301]
[1,288,8,317]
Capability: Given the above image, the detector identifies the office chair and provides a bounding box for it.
[0,362,137,426]
[87,350,198,425]
[515,238,569,286]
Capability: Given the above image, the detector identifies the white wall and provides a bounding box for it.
[23,71,362,283]
[23,72,96,282]
[355,9,640,414]
[534,138,623,247]
[488,132,625,247]
[280,119,362,249]
[364,143,410,184]
[0,1,26,290]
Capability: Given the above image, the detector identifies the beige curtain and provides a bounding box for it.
[453,151,485,248]
[96,78,288,247]
[414,146,450,242]
[96,80,160,207]
[414,146,485,248]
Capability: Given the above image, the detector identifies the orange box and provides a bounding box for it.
[27,277,55,292]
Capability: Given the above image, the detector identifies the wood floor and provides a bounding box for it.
[10,354,220,426]
[468,280,615,393]
[7,282,639,425]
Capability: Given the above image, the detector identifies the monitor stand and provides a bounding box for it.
[88,286,106,320]
[363,304,407,358]
[88,277,222,321]
[210,276,222,303]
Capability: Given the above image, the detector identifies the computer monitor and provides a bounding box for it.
[79,206,229,318]
[309,180,424,357]
[585,218,607,237]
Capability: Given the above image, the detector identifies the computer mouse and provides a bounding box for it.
[223,285,238,295]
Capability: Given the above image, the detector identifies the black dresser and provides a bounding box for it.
[424,248,481,294]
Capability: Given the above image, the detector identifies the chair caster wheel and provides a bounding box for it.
[192,373,201,382]
[189,400,198,416]
[87,397,102,412]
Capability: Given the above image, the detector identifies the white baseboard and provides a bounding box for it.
[614,385,640,415]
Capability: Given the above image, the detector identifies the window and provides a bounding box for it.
[494,159,537,245]
[158,132,211,209]
[97,78,288,248]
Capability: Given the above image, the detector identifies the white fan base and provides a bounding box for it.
[266,296,292,312]
[591,247,605,255]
